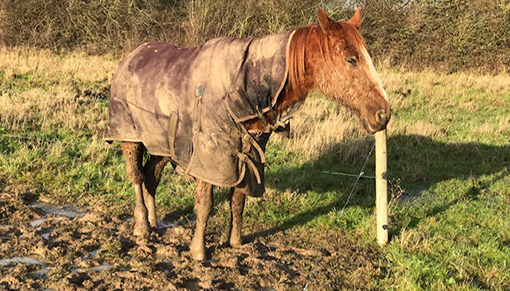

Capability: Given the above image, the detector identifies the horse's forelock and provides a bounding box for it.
[287,22,368,89]
[338,22,367,56]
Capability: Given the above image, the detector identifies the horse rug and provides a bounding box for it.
[105,31,295,196]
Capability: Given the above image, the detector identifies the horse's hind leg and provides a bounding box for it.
[190,179,213,261]
[229,186,247,248]
[142,155,169,229]
[122,142,150,237]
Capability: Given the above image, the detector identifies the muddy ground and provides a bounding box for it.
[0,188,386,291]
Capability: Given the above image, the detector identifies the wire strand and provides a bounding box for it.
[303,143,375,291]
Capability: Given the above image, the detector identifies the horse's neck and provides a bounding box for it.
[275,82,310,117]
[241,81,309,132]
[242,26,319,132]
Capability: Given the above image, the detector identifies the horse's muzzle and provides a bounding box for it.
[375,109,391,128]
[362,109,391,134]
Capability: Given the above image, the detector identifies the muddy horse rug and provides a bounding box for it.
[106,31,295,195]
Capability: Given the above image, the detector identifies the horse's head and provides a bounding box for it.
[310,8,390,134]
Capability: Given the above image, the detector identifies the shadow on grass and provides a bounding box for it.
[244,193,352,243]
[246,134,510,241]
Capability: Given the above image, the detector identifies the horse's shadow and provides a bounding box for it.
[245,134,510,242]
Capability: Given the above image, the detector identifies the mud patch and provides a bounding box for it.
[0,189,386,290]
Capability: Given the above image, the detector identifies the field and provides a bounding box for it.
[0,47,509,290]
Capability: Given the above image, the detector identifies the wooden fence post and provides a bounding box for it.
[375,129,388,246]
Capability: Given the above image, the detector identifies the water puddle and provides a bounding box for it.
[90,264,114,272]
[41,232,51,240]
[72,264,114,273]
[0,257,45,266]
[1,257,49,280]
[158,220,180,228]
[29,202,86,228]
[30,218,47,227]
[31,202,85,219]
[36,226,58,241]
[31,267,49,278]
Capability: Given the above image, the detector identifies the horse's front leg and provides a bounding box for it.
[142,155,170,229]
[190,179,213,261]
[229,186,246,248]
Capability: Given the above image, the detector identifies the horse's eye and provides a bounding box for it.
[345,57,358,67]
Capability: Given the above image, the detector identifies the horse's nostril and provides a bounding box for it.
[376,110,386,124]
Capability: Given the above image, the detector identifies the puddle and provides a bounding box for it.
[31,202,85,219]
[95,264,114,271]
[31,267,49,278]
[29,202,85,229]
[91,264,114,272]
[37,227,58,241]
[41,232,51,240]
[0,257,45,266]
[158,220,180,228]
[30,218,47,227]
[72,264,114,273]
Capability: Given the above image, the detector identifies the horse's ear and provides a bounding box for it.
[348,7,362,29]
[318,7,335,34]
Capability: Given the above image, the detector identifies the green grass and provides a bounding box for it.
[0,49,509,290]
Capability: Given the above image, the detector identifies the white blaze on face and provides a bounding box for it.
[361,46,389,101]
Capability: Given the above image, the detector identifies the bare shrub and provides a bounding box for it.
[0,0,508,71]
[0,0,183,53]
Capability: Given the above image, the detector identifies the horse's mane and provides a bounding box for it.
[286,24,323,98]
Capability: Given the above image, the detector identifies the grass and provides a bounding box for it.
[0,47,509,290]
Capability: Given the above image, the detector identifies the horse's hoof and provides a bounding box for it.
[133,222,151,237]
[229,237,243,248]
[149,220,159,229]
[190,243,206,261]
[191,251,205,261]
[133,229,149,238]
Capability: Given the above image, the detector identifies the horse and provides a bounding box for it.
[106,7,390,261]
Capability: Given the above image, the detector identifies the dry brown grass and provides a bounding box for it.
[1,48,509,164]
[0,47,115,133]
[0,47,116,82]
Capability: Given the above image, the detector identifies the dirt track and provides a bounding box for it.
[0,189,386,291]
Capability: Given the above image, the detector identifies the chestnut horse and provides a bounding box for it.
[116,8,390,261]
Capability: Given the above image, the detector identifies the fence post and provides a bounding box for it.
[375,129,388,246]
